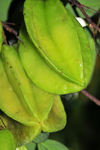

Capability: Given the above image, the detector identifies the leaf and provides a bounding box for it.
[38,139,69,150]
[38,144,48,150]
[33,132,49,143]
[0,0,13,21]
[26,142,36,150]
[66,0,100,18]
[24,0,93,91]
[0,20,2,52]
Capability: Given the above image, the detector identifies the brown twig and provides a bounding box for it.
[1,21,24,45]
[69,0,100,32]
[69,1,100,104]
[81,89,100,106]
[2,29,8,45]
[73,1,100,13]
[0,117,6,129]
[4,22,17,26]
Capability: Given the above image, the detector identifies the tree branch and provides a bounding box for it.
[69,0,100,32]
[81,90,100,106]
[1,21,24,45]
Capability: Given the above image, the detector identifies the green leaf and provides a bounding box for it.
[38,144,48,150]
[0,20,2,52]
[0,129,16,150]
[38,139,69,150]
[66,0,100,18]
[24,0,94,91]
[26,142,36,150]
[33,132,49,143]
[0,0,13,21]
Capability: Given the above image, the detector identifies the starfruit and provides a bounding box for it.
[0,92,66,146]
[0,110,40,147]
[0,52,37,126]
[0,128,16,150]
[0,44,66,136]
[24,0,96,93]
[18,24,85,94]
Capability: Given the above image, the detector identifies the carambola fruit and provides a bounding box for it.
[18,23,84,94]
[0,128,16,150]
[0,44,66,145]
[24,0,96,92]
[0,110,40,147]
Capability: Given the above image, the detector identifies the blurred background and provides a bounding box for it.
[1,0,100,150]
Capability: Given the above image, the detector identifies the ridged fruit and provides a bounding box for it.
[0,129,16,150]
[24,0,95,91]
[18,23,83,94]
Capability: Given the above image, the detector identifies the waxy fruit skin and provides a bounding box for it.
[24,0,94,92]
[0,129,16,150]
[0,44,66,147]
[19,24,84,94]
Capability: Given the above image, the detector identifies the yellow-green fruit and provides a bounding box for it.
[0,111,41,147]
[18,23,83,94]
[24,0,96,92]
[0,129,16,150]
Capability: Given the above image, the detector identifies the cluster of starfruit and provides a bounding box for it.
[0,0,96,149]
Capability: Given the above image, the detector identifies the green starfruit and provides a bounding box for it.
[0,128,16,150]
[18,24,84,94]
[0,44,66,136]
[0,53,37,126]
[0,110,41,147]
[0,92,66,146]
[24,0,96,92]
